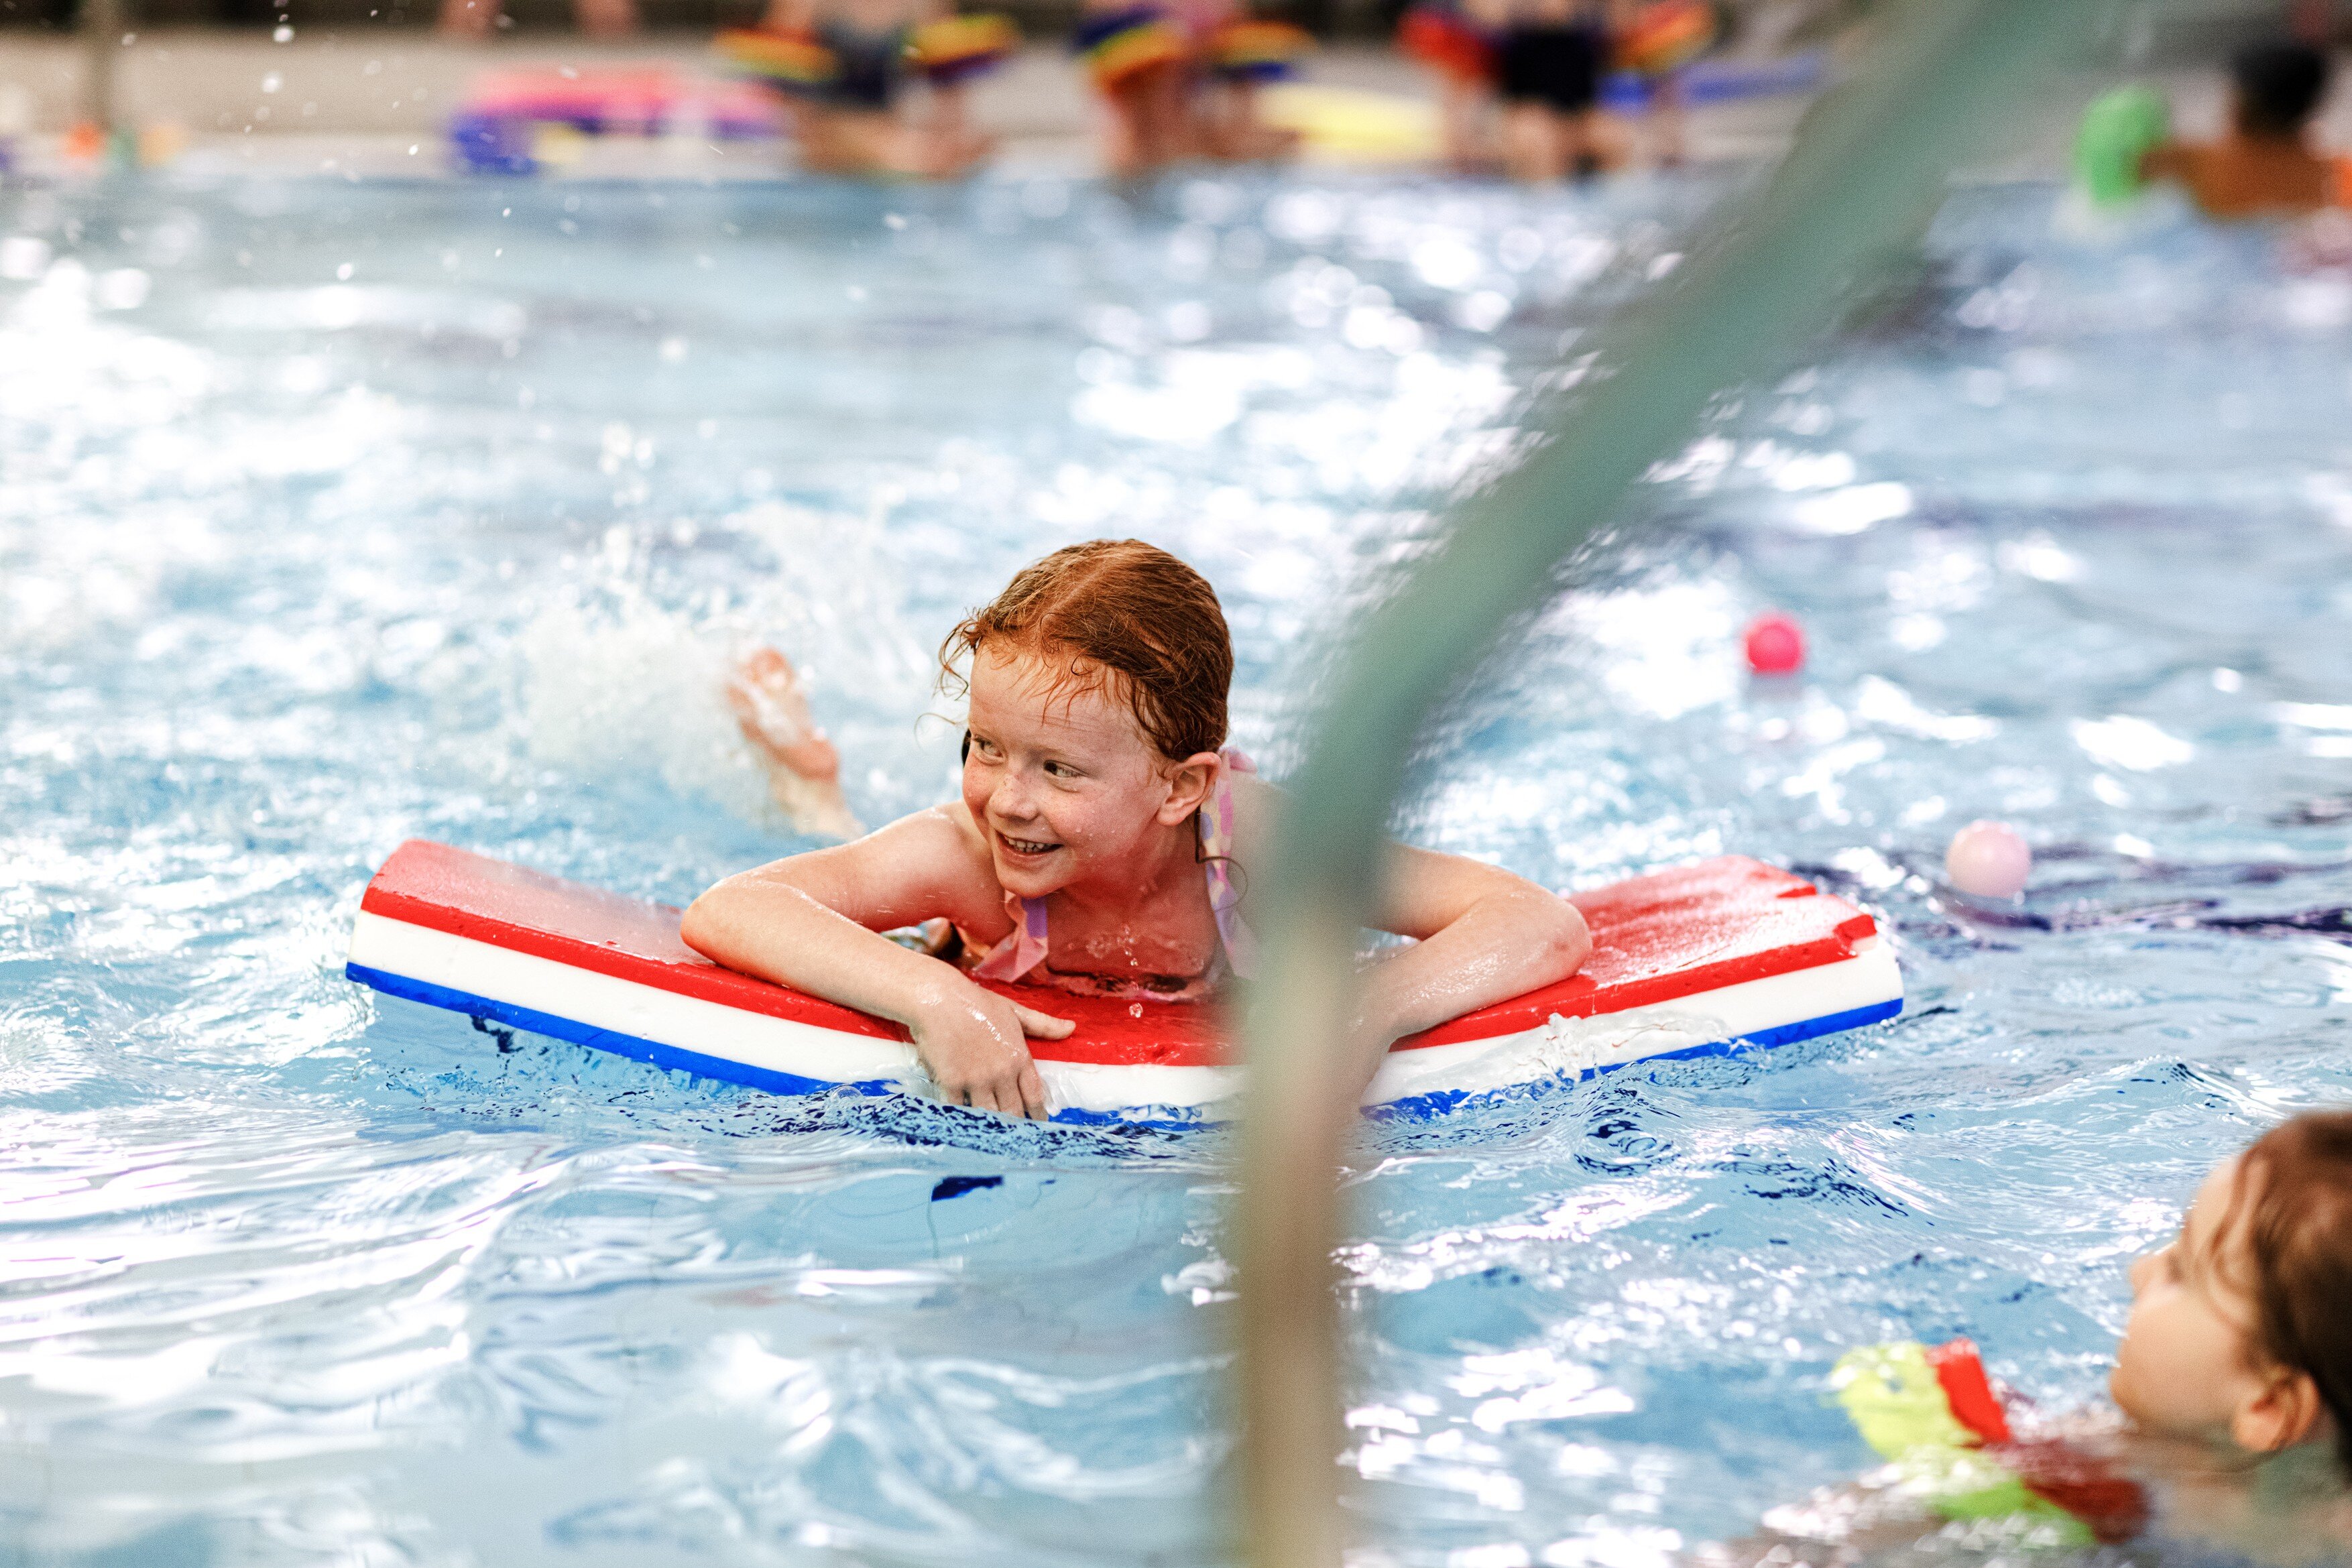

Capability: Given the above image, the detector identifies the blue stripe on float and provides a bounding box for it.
[347,963,1214,1128]
[349,962,1899,1130]
[347,963,901,1101]
[1730,998,1905,1051]
[1362,996,1905,1124]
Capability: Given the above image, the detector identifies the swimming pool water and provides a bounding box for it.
[4,168,2351,1566]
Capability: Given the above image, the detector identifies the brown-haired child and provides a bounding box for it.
[2101,1107,2352,1559]
[1712,1109,2352,1561]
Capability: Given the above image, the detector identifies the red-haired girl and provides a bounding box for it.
[683,538,1591,1119]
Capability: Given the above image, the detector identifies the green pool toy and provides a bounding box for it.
[1832,1339,2089,1543]
[1830,1338,2154,1547]
[2075,85,2170,206]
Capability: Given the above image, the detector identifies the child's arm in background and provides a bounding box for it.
[2140,139,2202,197]
[681,808,1070,1118]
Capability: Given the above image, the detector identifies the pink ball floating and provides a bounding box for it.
[1743,611,1806,676]
[1945,820,2032,900]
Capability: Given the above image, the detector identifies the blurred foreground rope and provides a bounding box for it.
[1234,1,2107,1563]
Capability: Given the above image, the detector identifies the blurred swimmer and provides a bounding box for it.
[2144,40,2345,219]
[1397,0,1508,172]
[1496,0,1610,182]
[685,539,1590,1118]
[729,646,862,841]
[1197,15,1312,163]
[1704,1110,2352,1563]
[908,12,1020,172]
[1610,0,1716,167]
[1071,0,1308,176]
[719,0,998,178]
[1073,1,1199,175]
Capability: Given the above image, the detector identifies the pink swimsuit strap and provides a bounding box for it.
[972,747,1255,983]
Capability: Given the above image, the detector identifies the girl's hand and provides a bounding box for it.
[909,983,1073,1119]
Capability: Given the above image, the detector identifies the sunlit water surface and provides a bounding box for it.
[4,169,2351,1567]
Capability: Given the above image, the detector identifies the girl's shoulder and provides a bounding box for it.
[1227,768,1282,808]
[1224,766,1282,867]
[825,800,1010,927]
[913,798,1000,878]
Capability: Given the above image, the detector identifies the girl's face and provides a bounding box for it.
[960,648,1214,900]
[2112,1158,2271,1442]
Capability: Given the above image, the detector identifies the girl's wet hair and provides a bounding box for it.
[940,539,1232,762]
[2221,1109,2352,1471]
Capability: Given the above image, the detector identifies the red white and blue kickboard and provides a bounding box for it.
[345,841,1902,1126]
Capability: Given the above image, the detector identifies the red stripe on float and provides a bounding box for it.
[359,841,1878,1070]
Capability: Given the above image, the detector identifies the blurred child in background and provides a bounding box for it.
[1071,1,1201,175]
[906,10,1020,173]
[1399,0,1719,178]
[1495,0,1607,182]
[1610,0,1716,166]
[1197,13,1312,162]
[1072,0,1311,176]
[1397,0,1507,172]
[719,0,1007,178]
[2145,40,2344,219]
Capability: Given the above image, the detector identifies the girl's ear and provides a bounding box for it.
[1156,751,1224,827]
[2231,1366,2327,1454]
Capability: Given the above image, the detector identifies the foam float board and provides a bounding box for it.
[347,840,1902,1125]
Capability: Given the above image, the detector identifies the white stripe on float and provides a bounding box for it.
[349,911,1236,1112]
[350,910,922,1082]
[1361,943,1903,1106]
[351,911,1900,1118]
[1034,1057,1238,1114]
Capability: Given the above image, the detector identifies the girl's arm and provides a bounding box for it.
[679,808,1071,1118]
[1356,841,1590,1052]
[1227,776,1590,1086]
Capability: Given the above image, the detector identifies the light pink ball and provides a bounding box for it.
[1945,820,2032,900]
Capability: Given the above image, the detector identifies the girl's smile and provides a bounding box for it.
[995,831,1062,859]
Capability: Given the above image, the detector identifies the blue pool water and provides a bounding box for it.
[4,168,2351,1566]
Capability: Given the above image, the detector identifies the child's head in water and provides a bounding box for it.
[2113,1109,2352,1468]
[2233,40,2331,141]
[937,538,1234,902]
